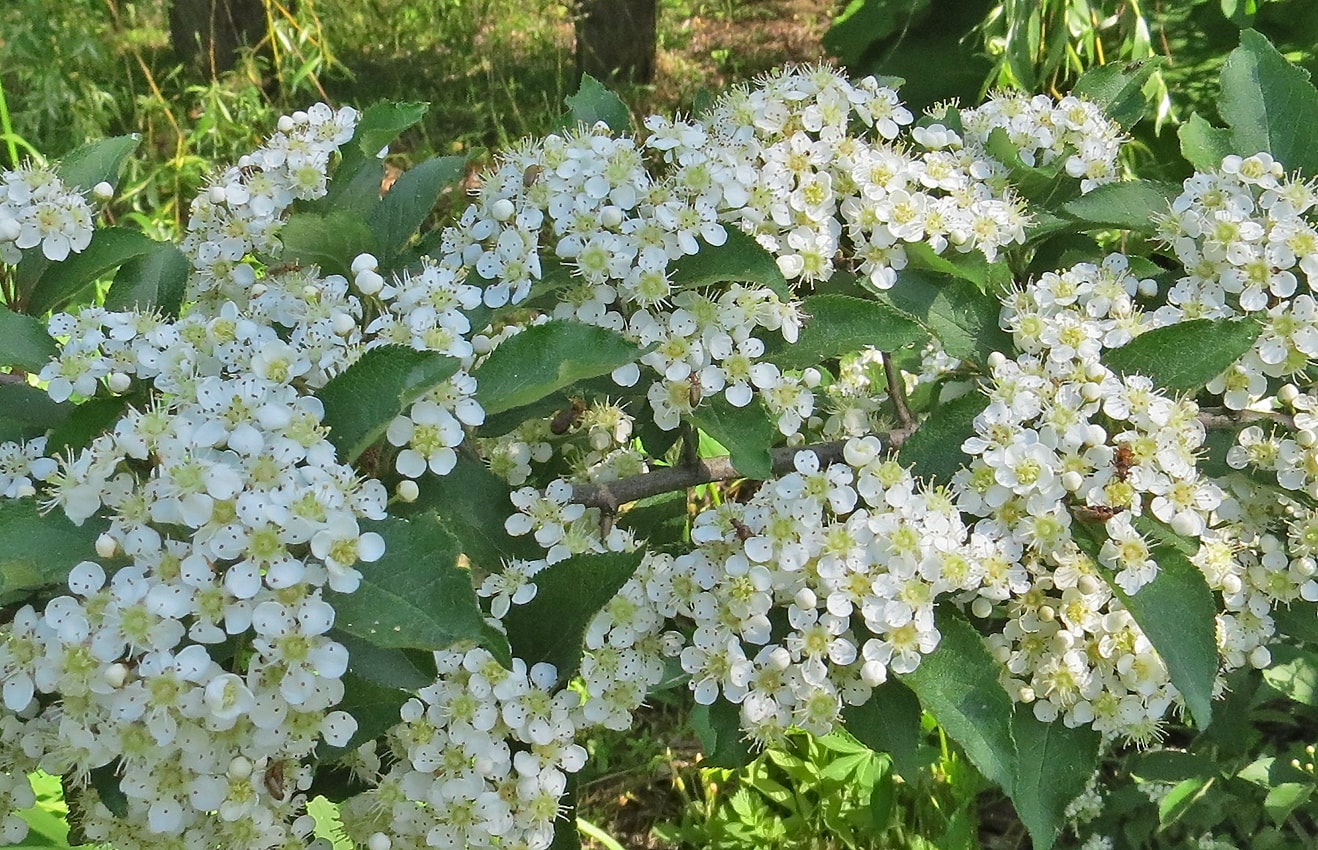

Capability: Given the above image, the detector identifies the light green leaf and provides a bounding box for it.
[103,240,188,316]
[1219,29,1318,176]
[903,242,1011,294]
[1262,644,1318,706]
[55,135,139,192]
[1179,112,1236,172]
[1009,708,1102,850]
[561,75,631,133]
[27,227,155,315]
[668,228,791,301]
[763,293,927,369]
[1058,180,1178,232]
[317,345,460,463]
[1071,59,1161,129]
[898,391,988,485]
[689,396,775,479]
[368,155,466,267]
[1264,782,1315,826]
[881,270,1014,364]
[327,516,491,652]
[1102,318,1261,393]
[0,305,58,372]
[279,210,379,280]
[900,610,1016,793]
[501,550,644,682]
[351,101,429,156]
[691,697,755,769]
[1158,776,1212,827]
[0,498,107,607]
[472,320,641,416]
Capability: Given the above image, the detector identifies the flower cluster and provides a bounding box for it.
[0,163,98,263]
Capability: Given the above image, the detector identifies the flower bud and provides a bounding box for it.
[396,480,419,503]
[971,597,993,618]
[95,533,118,559]
[490,198,516,222]
[92,181,114,202]
[351,253,379,275]
[355,270,385,296]
[368,833,392,850]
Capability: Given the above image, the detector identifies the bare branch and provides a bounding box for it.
[883,353,914,429]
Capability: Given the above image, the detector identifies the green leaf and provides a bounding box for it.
[327,515,491,652]
[902,242,1010,294]
[898,391,988,484]
[103,240,188,316]
[0,498,107,603]
[561,75,631,133]
[501,550,644,681]
[406,456,544,568]
[0,305,58,372]
[689,396,775,479]
[1102,318,1261,394]
[331,630,437,691]
[27,227,155,315]
[1009,708,1102,850]
[321,672,410,755]
[472,320,641,416]
[318,145,387,219]
[368,155,466,267]
[278,210,378,280]
[823,0,930,67]
[842,679,924,778]
[691,697,755,769]
[1263,782,1314,826]
[89,764,128,818]
[45,392,139,458]
[1158,776,1212,827]
[55,135,139,192]
[1179,113,1236,172]
[317,345,460,463]
[0,383,70,442]
[1057,180,1178,232]
[668,228,791,301]
[351,101,429,156]
[1273,601,1318,644]
[900,610,1016,793]
[881,270,1013,364]
[1102,540,1218,728]
[763,293,927,369]
[1262,644,1318,706]
[1071,59,1161,130]
[1131,749,1219,782]
[1218,29,1318,176]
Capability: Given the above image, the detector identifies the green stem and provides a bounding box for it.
[576,817,626,850]
[0,72,21,167]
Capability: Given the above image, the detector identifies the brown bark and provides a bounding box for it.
[575,0,658,85]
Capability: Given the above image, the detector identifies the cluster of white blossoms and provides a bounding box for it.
[0,163,99,263]
[959,91,1125,192]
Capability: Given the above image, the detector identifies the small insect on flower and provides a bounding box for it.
[265,262,304,276]
[550,398,586,435]
[688,373,703,408]
[1113,443,1135,481]
[1074,503,1124,522]
[730,517,754,541]
[522,164,543,188]
[264,759,288,801]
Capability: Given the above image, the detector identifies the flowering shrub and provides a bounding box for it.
[3,27,1318,850]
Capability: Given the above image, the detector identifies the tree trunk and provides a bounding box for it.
[169,0,271,79]
[575,0,658,85]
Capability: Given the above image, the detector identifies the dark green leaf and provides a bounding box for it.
[0,499,107,606]
[0,305,58,372]
[1058,180,1178,232]
[368,155,466,266]
[1009,708,1102,850]
[317,144,387,218]
[983,127,1072,203]
[45,392,138,458]
[1131,749,1220,783]
[900,610,1017,793]
[898,390,988,484]
[0,383,70,442]
[690,396,775,479]
[691,697,755,769]
[104,240,188,316]
[322,672,410,755]
[351,101,429,156]
[27,227,155,315]
[881,270,1013,363]
[328,515,492,653]
[668,228,791,301]
[1072,59,1161,129]
[501,550,644,681]
[1179,113,1236,173]
[562,75,631,133]
[406,455,544,568]
[1219,29,1318,176]
[317,345,460,463]
[278,210,378,280]
[89,764,129,817]
[472,320,641,416]
[823,0,930,67]
[332,629,437,691]
[1262,644,1318,706]
[1273,601,1318,644]
[1102,318,1261,394]
[842,679,924,778]
[902,242,1011,294]
[55,135,139,192]
[764,293,927,369]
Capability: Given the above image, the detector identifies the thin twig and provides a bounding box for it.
[882,352,914,429]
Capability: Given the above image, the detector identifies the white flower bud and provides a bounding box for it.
[91,181,114,202]
[351,253,379,275]
[107,372,131,393]
[396,480,419,503]
[971,597,993,618]
[278,115,295,133]
[250,282,267,299]
[227,756,253,780]
[1279,383,1301,405]
[1298,429,1317,448]
[802,367,822,389]
[355,270,385,296]
[599,205,624,228]
[368,833,392,850]
[987,351,1007,369]
[95,533,118,559]
[471,334,493,355]
[103,663,128,689]
[1249,645,1272,669]
[331,312,357,336]
[1080,382,1102,402]
[1061,470,1083,492]
[208,185,227,204]
[490,198,516,222]
[1137,278,1158,298]
[0,217,19,242]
